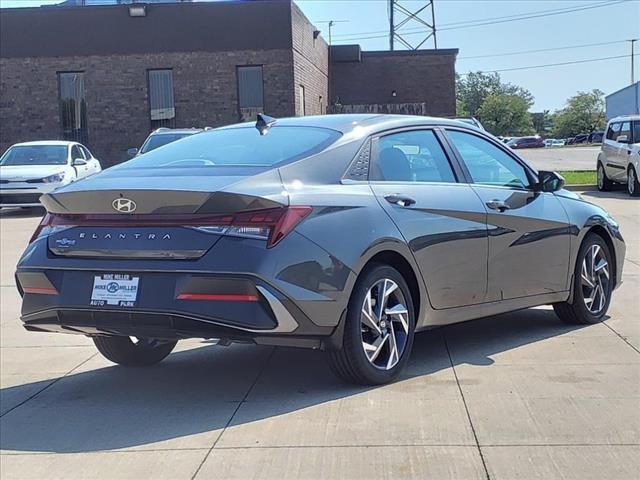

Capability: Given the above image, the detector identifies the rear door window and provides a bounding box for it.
[80,145,92,159]
[371,130,456,183]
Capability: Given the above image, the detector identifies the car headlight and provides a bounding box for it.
[42,172,65,183]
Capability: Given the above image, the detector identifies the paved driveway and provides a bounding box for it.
[518,146,600,171]
[1,192,638,479]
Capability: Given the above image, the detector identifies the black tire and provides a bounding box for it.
[93,336,177,366]
[553,233,613,324]
[597,162,613,191]
[327,263,415,385]
[627,166,640,197]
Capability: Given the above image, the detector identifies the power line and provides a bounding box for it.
[329,0,624,41]
[458,39,630,60]
[460,53,638,75]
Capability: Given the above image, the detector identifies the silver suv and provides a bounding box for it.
[597,115,640,196]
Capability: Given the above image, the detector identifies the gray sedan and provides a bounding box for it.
[15,114,625,385]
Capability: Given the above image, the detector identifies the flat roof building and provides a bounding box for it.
[0,0,457,165]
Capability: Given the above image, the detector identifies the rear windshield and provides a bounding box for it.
[140,133,196,154]
[119,126,341,170]
[0,145,68,166]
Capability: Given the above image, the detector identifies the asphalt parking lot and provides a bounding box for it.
[0,191,638,480]
[518,146,600,171]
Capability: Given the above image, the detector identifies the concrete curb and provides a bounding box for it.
[565,184,597,192]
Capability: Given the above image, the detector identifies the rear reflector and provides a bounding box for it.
[176,293,258,302]
[23,287,58,295]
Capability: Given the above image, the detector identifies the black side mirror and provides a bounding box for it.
[536,170,565,192]
[127,147,138,157]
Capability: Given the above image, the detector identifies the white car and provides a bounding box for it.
[0,141,102,207]
[597,115,640,197]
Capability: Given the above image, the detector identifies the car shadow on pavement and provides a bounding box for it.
[581,190,636,200]
[0,308,590,453]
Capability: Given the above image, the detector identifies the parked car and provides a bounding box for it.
[589,131,604,144]
[453,117,485,130]
[573,134,589,144]
[127,127,205,157]
[597,114,640,196]
[507,136,545,149]
[551,139,566,147]
[16,114,625,385]
[566,137,576,145]
[544,139,554,147]
[0,141,101,208]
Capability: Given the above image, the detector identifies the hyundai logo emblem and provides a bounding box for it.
[112,198,137,213]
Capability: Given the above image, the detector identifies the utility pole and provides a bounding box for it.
[316,20,348,110]
[388,0,437,51]
[628,39,637,84]
[389,4,394,51]
[317,20,349,46]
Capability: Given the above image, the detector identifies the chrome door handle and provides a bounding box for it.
[486,200,510,212]
[385,194,416,207]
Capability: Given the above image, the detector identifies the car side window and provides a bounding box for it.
[80,146,92,159]
[618,122,631,142]
[633,121,640,144]
[606,123,621,141]
[372,130,456,183]
[447,130,532,189]
[71,145,83,160]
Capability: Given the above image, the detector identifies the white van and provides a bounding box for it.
[597,115,640,196]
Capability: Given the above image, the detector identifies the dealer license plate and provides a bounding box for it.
[90,274,139,307]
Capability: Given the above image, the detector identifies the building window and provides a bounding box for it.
[299,85,306,116]
[237,66,264,121]
[58,72,88,144]
[148,69,175,129]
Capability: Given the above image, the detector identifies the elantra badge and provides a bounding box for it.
[112,198,137,213]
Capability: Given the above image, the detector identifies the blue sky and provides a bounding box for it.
[2,0,639,111]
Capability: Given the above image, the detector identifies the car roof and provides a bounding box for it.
[609,114,640,122]
[11,140,76,147]
[219,114,481,135]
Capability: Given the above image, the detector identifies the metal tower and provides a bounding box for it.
[388,0,437,51]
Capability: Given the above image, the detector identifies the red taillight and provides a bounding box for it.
[268,206,313,248]
[23,287,58,295]
[29,206,312,248]
[28,213,53,244]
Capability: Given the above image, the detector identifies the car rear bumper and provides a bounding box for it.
[16,269,335,347]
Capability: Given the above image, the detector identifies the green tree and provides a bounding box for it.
[456,71,534,117]
[531,110,554,137]
[476,94,535,137]
[553,89,606,138]
[456,98,469,117]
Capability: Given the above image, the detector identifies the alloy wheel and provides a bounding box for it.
[360,278,410,370]
[581,244,610,315]
[629,169,636,195]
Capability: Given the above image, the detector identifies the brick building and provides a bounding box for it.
[0,0,457,166]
